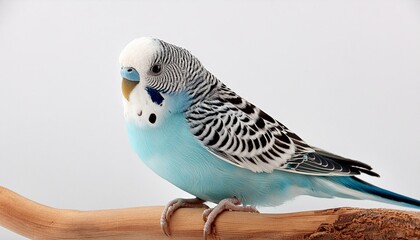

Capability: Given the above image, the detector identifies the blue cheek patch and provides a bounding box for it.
[146,87,164,105]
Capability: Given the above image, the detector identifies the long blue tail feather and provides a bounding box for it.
[332,176,420,209]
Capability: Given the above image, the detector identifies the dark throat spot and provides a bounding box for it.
[149,113,157,124]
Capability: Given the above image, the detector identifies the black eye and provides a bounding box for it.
[151,64,162,75]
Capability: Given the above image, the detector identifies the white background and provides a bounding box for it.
[0,0,419,238]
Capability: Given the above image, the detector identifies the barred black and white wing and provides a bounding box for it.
[186,84,379,177]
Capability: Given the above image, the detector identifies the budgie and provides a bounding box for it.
[119,37,420,237]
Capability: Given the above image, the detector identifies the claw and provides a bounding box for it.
[160,197,258,239]
[202,197,259,239]
[160,197,208,236]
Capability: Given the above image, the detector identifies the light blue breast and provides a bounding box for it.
[126,111,319,206]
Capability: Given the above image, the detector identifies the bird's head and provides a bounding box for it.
[119,37,214,126]
[119,37,205,102]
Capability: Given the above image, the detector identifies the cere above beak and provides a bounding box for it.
[121,67,140,100]
[120,67,140,81]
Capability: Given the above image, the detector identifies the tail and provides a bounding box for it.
[326,176,420,209]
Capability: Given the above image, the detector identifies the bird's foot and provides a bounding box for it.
[160,197,208,236]
[202,197,259,239]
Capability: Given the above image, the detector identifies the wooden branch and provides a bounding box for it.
[0,186,419,239]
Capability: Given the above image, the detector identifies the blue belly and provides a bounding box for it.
[126,113,311,206]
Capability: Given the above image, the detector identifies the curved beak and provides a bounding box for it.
[120,67,140,100]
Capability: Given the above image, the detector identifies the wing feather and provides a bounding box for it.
[186,84,379,177]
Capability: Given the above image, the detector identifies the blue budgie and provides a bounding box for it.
[119,37,420,237]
